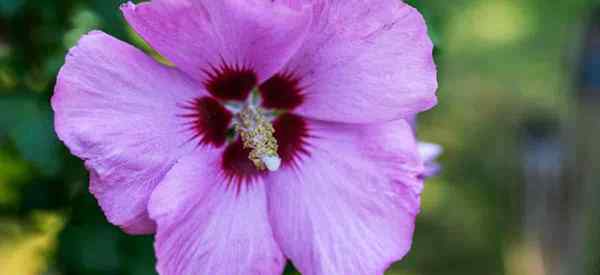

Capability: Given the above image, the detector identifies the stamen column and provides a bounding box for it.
[235,106,281,171]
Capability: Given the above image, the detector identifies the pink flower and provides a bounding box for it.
[409,116,443,178]
[52,1,437,274]
[418,142,443,178]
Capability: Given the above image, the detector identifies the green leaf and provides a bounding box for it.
[0,0,25,17]
[0,95,63,177]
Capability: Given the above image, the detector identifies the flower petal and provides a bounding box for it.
[266,119,423,275]
[418,141,443,178]
[286,0,437,123]
[122,0,312,83]
[52,31,199,234]
[149,149,286,275]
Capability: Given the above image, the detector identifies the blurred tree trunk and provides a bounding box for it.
[575,99,600,275]
[551,9,600,275]
[527,9,600,275]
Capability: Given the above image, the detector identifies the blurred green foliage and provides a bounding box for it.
[0,0,598,275]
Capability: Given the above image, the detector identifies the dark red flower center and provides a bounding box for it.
[181,97,232,147]
[183,65,309,184]
[203,64,257,101]
[259,72,304,110]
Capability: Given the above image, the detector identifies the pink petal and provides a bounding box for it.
[266,119,423,275]
[121,0,312,83]
[149,149,285,275]
[286,0,437,123]
[52,31,199,234]
[418,141,443,178]
[418,142,443,164]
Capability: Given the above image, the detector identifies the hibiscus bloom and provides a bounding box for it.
[52,0,437,274]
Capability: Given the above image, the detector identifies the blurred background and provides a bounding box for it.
[0,0,599,274]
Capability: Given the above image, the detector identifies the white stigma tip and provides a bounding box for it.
[262,156,282,172]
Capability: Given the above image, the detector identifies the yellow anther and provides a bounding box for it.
[236,106,281,171]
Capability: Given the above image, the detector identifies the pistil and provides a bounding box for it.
[235,106,281,172]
